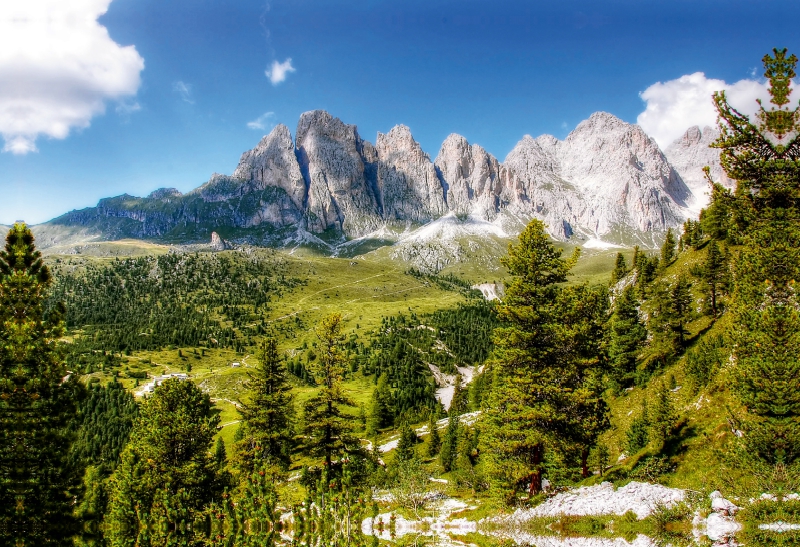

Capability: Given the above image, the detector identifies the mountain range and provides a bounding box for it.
[33,110,731,256]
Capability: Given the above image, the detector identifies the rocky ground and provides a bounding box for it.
[360,482,757,546]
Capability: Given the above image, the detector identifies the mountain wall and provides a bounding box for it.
[43,110,721,248]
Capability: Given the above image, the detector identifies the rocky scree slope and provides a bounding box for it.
[41,110,719,248]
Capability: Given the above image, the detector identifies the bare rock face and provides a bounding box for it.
[503,134,581,239]
[209,231,229,250]
[434,134,509,219]
[558,112,690,233]
[664,126,734,215]
[232,124,307,211]
[295,110,382,237]
[503,112,691,239]
[376,125,447,223]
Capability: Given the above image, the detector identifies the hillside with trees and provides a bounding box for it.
[0,49,797,545]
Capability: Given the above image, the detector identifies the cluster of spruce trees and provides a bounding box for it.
[48,251,304,358]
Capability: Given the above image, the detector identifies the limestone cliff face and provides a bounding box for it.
[232,124,307,211]
[664,126,733,215]
[434,134,519,220]
[42,109,715,248]
[556,112,690,234]
[295,110,382,236]
[376,125,447,223]
[502,135,581,239]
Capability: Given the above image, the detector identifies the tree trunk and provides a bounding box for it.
[527,444,544,496]
[581,448,589,478]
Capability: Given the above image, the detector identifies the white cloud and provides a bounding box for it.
[173,80,194,104]
[265,58,295,86]
[0,0,144,154]
[637,72,771,148]
[247,111,275,130]
[116,101,141,115]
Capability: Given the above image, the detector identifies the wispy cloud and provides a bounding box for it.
[247,112,275,131]
[0,0,144,154]
[116,101,141,116]
[637,72,771,148]
[265,58,295,86]
[173,81,194,104]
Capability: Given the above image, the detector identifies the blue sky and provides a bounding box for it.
[1,0,798,224]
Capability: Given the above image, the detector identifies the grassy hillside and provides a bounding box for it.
[48,236,746,493]
[587,241,747,495]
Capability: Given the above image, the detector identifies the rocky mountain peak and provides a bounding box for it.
[43,109,721,252]
[231,123,306,210]
[435,134,506,218]
[376,125,446,223]
[295,110,382,236]
[664,126,733,215]
[147,188,182,200]
[377,125,424,156]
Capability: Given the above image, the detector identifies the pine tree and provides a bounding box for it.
[440,415,460,473]
[0,223,83,545]
[301,314,359,470]
[669,274,693,349]
[660,228,676,266]
[234,336,294,473]
[395,423,418,463]
[427,412,441,457]
[649,382,676,449]
[700,182,733,241]
[648,276,692,360]
[214,437,227,468]
[608,286,646,388]
[703,239,726,317]
[367,373,394,436]
[106,378,222,547]
[480,220,608,501]
[712,49,800,468]
[450,374,469,415]
[610,252,627,284]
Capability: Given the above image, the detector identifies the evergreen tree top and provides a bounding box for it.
[501,219,578,289]
[0,223,50,284]
[712,49,800,213]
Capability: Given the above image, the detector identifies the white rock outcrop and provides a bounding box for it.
[508,481,685,521]
[664,126,734,215]
[296,110,383,236]
[434,134,512,220]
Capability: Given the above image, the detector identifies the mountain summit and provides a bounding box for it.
[42,110,720,249]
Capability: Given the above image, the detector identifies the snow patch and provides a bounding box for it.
[583,238,625,250]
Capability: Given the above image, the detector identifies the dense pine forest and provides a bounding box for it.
[0,49,798,546]
[48,251,304,355]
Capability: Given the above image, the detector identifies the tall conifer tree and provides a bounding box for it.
[106,379,222,547]
[301,314,359,469]
[703,239,727,317]
[660,228,676,266]
[481,220,608,501]
[0,224,83,546]
[608,286,646,388]
[234,336,295,473]
[713,49,800,469]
